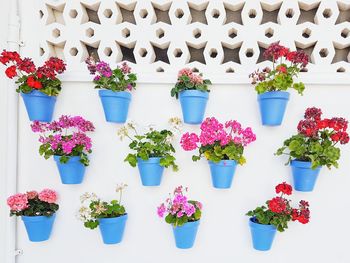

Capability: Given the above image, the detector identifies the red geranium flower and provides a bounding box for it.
[268,197,287,213]
[275,182,292,195]
[5,65,17,78]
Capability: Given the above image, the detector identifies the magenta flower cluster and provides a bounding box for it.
[7,189,58,212]
[180,117,256,151]
[31,115,95,156]
[157,186,202,219]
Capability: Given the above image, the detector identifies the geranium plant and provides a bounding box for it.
[78,183,127,229]
[157,186,202,227]
[171,68,211,99]
[180,117,256,164]
[85,57,137,92]
[276,107,349,169]
[0,50,66,96]
[119,118,182,171]
[7,189,59,217]
[246,182,310,232]
[31,115,95,166]
[249,42,309,95]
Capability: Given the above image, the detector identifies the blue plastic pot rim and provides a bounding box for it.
[249,217,276,230]
[208,160,237,166]
[22,214,56,222]
[98,214,128,224]
[179,90,209,99]
[291,160,321,169]
[172,220,200,229]
[21,90,56,99]
[257,91,290,101]
[98,89,132,99]
[137,157,162,163]
[54,155,81,162]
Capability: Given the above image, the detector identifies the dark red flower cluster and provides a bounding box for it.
[292,200,310,224]
[0,50,21,64]
[268,197,288,213]
[0,49,66,90]
[44,57,66,74]
[297,107,349,144]
[275,182,292,195]
[264,42,289,60]
[27,76,42,89]
[263,42,309,67]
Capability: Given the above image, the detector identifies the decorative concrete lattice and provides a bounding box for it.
[36,0,350,81]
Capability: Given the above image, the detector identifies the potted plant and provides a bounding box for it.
[246,182,310,251]
[180,117,256,189]
[157,186,202,249]
[31,115,95,184]
[7,189,59,242]
[78,184,128,245]
[276,107,349,191]
[0,50,66,122]
[119,118,181,186]
[85,57,137,123]
[249,42,309,126]
[171,68,211,124]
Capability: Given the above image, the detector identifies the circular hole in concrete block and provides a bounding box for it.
[140,9,148,18]
[104,9,113,18]
[192,67,199,72]
[302,28,311,38]
[300,67,308,72]
[70,47,78,56]
[319,48,328,58]
[175,9,184,18]
[246,49,254,58]
[285,9,294,18]
[104,47,112,57]
[39,47,45,56]
[86,28,94,38]
[212,9,220,18]
[337,67,345,72]
[249,9,256,18]
[193,29,201,39]
[226,68,234,73]
[265,28,274,38]
[209,48,218,58]
[156,67,164,72]
[174,48,183,58]
[52,28,61,38]
[69,9,78,18]
[156,28,165,38]
[39,10,44,19]
[341,28,349,38]
[228,28,237,38]
[122,28,130,38]
[323,9,332,18]
[139,48,148,57]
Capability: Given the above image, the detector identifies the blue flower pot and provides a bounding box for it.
[208,160,237,189]
[172,220,200,249]
[98,214,128,245]
[54,156,86,184]
[21,90,56,122]
[249,217,277,251]
[179,90,209,124]
[137,157,164,186]
[291,160,321,192]
[21,214,56,242]
[257,91,290,126]
[99,90,131,123]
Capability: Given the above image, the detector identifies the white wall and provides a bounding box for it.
[0,0,12,262]
[14,83,350,263]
